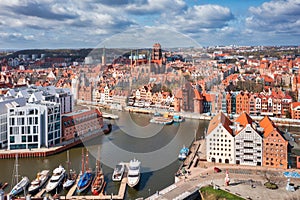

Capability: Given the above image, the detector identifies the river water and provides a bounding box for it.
[0,111,209,199]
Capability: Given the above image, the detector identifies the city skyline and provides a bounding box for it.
[0,0,299,49]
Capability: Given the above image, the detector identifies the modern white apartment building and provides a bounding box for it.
[7,101,61,150]
[0,97,26,149]
[234,112,263,166]
[5,85,73,114]
[206,112,235,164]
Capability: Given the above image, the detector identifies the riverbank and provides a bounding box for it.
[147,139,300,200]
[122,106,300,127]
[0,124,112,159]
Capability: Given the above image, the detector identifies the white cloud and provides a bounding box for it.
[125,0,186,15]
[246,0,300,34]
[161,4,234,33]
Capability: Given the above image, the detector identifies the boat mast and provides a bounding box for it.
[15,154,19,183]
[96,146,101,173]
[66,150,71,178]
[81,149,85,174]
[85,149,89,172]
[11,154,20,190]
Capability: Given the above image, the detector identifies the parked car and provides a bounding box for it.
[214,167,221,173]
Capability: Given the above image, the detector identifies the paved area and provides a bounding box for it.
[147,140,300,200]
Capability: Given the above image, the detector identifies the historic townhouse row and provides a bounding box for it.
[206,112,289,169]
[226,90,292,117]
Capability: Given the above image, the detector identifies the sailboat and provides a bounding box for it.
[76,149,93,194]
[91,146,105,195]
[9,154,30,197]
[63,150,77,190]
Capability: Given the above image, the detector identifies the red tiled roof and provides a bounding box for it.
[207,112,233,136]
[235,112,253,128]
[259,116,276,138]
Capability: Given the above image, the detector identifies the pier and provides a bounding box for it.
[59,163,129,200]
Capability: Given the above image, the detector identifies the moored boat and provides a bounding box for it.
[63,169,77,190]
[91,146,105,195]
[63,150,77,190]
[77,149,93,194]
[178,146,189,160]
[45,165,66,193]
[150,116,173,125]
[112,162,125,182]
[9,176,29,196]
[173,115,184,123]
[127,158,141,188]
[28,170,50,194]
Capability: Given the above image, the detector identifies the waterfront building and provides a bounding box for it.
[234,112,263,166]
[290,102,300,119]
[5,85,73,114]
[7,101,61,150]
[206,112,235,164]
[0,97,26,149]
[61,109,103,142]
[259,116,288,169]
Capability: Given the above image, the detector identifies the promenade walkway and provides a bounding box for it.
[147,140,300,200]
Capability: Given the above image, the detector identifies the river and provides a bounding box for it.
[0,111,209,199]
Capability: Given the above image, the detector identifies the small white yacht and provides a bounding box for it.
[45,165,66,193]
[112,162,125,182]
[9,176,30,196]
[127,158,141,187]
[28,170,50,194]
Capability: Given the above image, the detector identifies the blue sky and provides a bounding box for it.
[0,0,299,49]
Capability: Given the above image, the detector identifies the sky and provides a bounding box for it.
[0,0,299,49]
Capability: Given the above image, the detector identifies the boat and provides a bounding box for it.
[91,147,105,195]
[178,146,189,160]
[112,162,125,182]
[77,149,93,194]
[28,170,50,194]
[150,116,173,125]
[9,176,30,196]
[63,151,77,190]
[9,154,30,197]
[173,115,184,123]
[127,158,141,188]
[45,165,66,193]
[63,170,77,190]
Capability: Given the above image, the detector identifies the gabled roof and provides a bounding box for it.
[291,102,300,109]
[259,116,276,137]
[207,112,232,136]
[235,112,253,128]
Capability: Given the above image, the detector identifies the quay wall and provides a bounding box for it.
[0,125,111,159]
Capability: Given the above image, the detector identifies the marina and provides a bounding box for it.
[0,111,208,199]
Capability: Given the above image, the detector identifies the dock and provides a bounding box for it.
[59,163,129,200]
[34,189,46,198]
[102,112,119,120]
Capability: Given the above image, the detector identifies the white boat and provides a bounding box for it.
[127,158,141,187]
[63,150,77,190]
[112,162,125,182]
[45,165,66,193]
[63,169,77,190]
[178,146,189,160]
[28,170,50,194]
[9,176,30,196]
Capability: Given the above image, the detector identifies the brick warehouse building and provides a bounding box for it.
[61,109,103,142]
